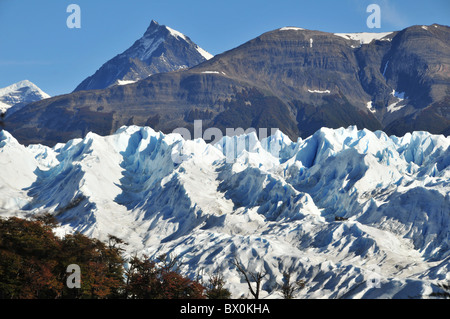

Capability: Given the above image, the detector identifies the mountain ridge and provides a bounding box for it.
[5,23,450,147]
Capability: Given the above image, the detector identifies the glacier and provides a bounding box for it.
[0,125,449,299]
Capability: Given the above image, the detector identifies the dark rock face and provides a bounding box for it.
[6,24,450,146]
[73,20,212,92]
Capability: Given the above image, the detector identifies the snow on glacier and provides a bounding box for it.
[0,125,449,299]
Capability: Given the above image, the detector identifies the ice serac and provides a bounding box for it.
[0,131,38,211]
[74,20,213,91]
[0,125,449,299]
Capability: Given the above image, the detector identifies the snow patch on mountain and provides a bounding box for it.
[196,46,214,60]
[387,90,407,113]
[166,26,188,41]
[334,32,394,44]
[279,27,305,31]
[0,101,11,113]
[0,125,448,298]
[366,101,376,113]
[308,89,331,94]
[116,80,137,86]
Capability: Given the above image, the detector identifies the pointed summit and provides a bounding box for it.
[73,20,213,92]
[144,19,162,36]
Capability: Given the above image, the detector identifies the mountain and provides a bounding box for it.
[1,125,449,298]
[0,80,50,115]
[73,20,213,92]
[5,24,450,147]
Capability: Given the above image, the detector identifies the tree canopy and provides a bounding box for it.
[0,215,208,299]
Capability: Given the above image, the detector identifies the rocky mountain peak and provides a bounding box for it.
[73,20,212,92]
[0,80,50,115]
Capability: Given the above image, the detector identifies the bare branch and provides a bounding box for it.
[231,256,267,299]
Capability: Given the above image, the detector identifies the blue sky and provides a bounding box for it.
[0,0,449,96]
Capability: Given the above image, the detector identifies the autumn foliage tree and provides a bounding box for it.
[0,215,63,298]
[0,215,207,299]
[0,215,125,299]
[205,272,232,299]
[58,232,125,298]
[124,253,205,299]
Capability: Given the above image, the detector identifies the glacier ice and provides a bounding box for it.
[0,125,449,299]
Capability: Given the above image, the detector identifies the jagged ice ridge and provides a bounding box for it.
[0,125,449,298]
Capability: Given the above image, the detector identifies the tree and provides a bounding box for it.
[231,256,267,299]
[157,253,181,273]
[0,216,61,259]
[0,216,209,299]
[430,281,450,299]
[124,253,206,299]
[125,254,160,299]
[33,212,59,228]
[59,232,124,299]
[0,217,62,299]
[0,216,125,299]
[280,269,305,299]
[205,272,232,299]
[0,112,5,130]
[160,271,205,299]
[104,235,128,298]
